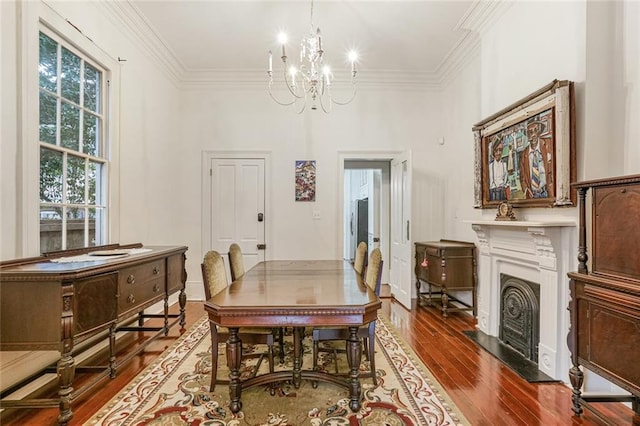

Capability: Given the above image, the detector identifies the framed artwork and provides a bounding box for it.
[472,80,576,209]
[295,160,316,201]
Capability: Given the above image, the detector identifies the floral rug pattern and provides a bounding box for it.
[87,315,468,425]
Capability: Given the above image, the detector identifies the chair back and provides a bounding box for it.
[201,250,228,300]
[364,248,383,296]
[228,243,245,281]
[354,242,367,278]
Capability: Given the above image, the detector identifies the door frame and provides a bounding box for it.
[201,151,272,261]
[338,151,403,289]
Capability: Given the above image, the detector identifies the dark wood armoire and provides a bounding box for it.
[567,174,640,422]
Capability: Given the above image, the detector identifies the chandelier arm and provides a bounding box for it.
[268,80,298,106]
[327,83,357,106]
[318,93,332,113]
[293,94,307,114]
[282,67,305,99]
[317,79,332,113]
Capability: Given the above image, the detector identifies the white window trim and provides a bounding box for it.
[19,1,120,256]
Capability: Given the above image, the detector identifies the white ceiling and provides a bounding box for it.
[131,0,476,79]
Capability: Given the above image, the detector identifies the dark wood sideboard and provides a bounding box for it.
[0,243,188,425]
[567,175,640,423]
[414,240,477,317]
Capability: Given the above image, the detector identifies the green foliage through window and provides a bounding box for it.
[38,30,108,252]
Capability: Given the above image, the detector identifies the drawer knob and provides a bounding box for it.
[127,274,135,284]
[153,267,160,275]
[127,294,135,304]
[153,283,161,292]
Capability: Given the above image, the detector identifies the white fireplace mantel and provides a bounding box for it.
[466,219,577,381]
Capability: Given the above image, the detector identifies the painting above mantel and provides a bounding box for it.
[472,80,576,209]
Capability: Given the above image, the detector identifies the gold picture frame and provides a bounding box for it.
[472,80,576,209]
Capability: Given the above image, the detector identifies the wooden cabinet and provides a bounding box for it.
[414,240,477,317]
[568,175,640,422]
[0,244,188,425]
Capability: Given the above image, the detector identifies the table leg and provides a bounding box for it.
[346,326,362,412]
[292,327,303,388]
[226,327,243,413]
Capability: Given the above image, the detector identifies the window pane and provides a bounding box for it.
[39,33,57,93]
[40,206,63,253]
[40,148,63,203]
[88,207,101,247]
[83,112,100,156]
[61,47,81,104]
[66,207,85,249]
[61,101,80,151]
[84,64,101,113]
[39,91,57,145]
[66,155,86,204]
[87,160,102,205]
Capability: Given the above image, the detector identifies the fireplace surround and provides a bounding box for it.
[469,220,576,381]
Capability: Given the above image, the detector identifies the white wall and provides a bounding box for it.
[180,87,443,288]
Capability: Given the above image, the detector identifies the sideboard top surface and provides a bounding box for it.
[0,245,187,280]
[415,240,475,249]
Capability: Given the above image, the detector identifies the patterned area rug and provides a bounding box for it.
[87,315,468,425]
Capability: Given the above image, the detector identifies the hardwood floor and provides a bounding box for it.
[1,297,635,425]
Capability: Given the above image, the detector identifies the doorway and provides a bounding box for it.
[340,152,413,309]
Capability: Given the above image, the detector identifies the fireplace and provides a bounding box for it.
[499,274,540,362]
[469,220,576,381]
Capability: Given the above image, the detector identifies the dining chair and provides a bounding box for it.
[228,243,245,282]
[202,250,275,392]
[353,241,368,279]
[311,248,383,386]
[228,243,286,363]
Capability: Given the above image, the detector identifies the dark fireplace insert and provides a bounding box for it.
[499,274,540,362]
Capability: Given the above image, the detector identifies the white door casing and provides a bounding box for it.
[390,151,412,309]
[209,157,266,273]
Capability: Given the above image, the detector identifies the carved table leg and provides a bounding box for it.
[109,323,117,378]
[178,287,187,329]
[346,326,362,412]
[568,365,584,416]
[226,327,243,414]
[441,292,449,317]
[292,327,303,388]
[58,284,75,425]
[56,351,75,425]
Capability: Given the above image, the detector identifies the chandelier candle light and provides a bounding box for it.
[268,0,358,113]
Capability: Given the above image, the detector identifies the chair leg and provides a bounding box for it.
[311,330,319,388]
[210,325,219,392]
[368,330,377,387]
[278,327,285,363]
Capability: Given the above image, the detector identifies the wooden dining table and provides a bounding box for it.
[204,259,381,413]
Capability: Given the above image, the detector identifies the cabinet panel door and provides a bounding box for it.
[74,272,117,336]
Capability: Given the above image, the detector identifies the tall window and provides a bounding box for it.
[38,29,108,252]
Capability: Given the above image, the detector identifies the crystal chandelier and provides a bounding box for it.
[267,0,358,113]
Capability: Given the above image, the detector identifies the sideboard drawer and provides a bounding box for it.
[118,260,166,316]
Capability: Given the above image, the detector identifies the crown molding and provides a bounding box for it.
[98,0,184,86]
[179,69,441,91]
[99,0,510,92]
[455,0,514,35]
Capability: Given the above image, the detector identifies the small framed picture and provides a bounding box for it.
[295,160,316,202]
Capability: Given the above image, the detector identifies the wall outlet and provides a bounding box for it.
[312,210,321,219]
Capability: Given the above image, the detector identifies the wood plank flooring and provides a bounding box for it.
[1,295,634,425]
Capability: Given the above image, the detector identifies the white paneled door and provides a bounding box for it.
[390,151,412,309]
[210,158,265,272]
